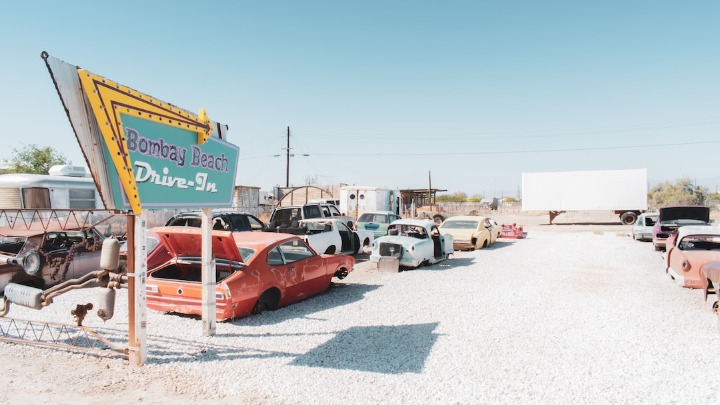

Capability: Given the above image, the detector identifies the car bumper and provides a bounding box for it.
[146,293,236,320]
[452,240,474,250]
[667,266,704,289]
[634,232,652,241]
[370,254,422,268]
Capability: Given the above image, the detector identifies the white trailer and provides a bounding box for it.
[521,169,648,225]
[0,165,103,210]
[339,186,400,221]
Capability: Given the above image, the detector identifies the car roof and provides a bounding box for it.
[172,209,255,217]
[677,225,720,241]
[443,216,487,221]
[359,211,394,216]
[231,230,300,247]
[152,227,300,253]
[275,203,333,208]
[391,219,435,227]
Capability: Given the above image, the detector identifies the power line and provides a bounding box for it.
[303,139,720,157]
[299,119,720,141]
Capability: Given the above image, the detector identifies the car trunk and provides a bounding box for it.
[659,206,710,223]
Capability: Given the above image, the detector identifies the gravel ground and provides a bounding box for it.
[1,226,719,404]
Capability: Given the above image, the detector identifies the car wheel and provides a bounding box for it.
[620,212,637,225]
[251,289,279,315]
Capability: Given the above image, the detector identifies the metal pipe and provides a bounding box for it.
[42,278,99,306]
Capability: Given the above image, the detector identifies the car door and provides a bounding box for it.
[267,239,323,305]
[406,225,434,260]
[485,219,498,244]
[69,229,103,280]
[278,239,328,297]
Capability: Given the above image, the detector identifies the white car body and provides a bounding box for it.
[632,212,658,241]
[299,218,374,255]
[369,219,453,268]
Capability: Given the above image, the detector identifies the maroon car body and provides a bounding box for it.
[0,224,104,295]
[652,206,710,251]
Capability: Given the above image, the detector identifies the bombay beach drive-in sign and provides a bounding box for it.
[102,113,238,212]
[42,52,238,214]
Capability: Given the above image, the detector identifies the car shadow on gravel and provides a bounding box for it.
[404,257,476,272]
[540,221,622,226]
[142,319,441,371]
[228,282,382,327]
[289,322,441,374]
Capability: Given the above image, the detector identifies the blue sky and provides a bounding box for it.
[2,1,719,198]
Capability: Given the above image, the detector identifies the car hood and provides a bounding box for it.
[658,206,710,222]
[154,228,242,262]
[375,235,424,246]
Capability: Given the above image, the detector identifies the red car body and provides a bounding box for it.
[145,227,355,321]
[665,225,720,289]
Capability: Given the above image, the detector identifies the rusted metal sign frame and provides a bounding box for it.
[0,208,130,357]
[0,316,128,358]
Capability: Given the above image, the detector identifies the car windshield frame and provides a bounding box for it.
[441,220,479,230]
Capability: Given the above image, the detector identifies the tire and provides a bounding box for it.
[251,289,279,315]
[620,212,637,225]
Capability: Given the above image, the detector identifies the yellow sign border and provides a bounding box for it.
[77,69,213,213]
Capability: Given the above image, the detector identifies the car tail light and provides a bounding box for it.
[146,284,158,293]
[220,282,231,300]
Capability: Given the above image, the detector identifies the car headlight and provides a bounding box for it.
[19,250,42,276]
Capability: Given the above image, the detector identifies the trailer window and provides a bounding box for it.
[0,187,22,209]
[69,188,96,209]
[22,188,51,209]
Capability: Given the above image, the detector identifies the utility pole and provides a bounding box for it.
[428,170,433,208]
[285,126,290,187]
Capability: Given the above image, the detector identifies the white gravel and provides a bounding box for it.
[1,230,719,404]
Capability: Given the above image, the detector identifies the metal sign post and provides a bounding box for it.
[127,213,148,365]
[200,208,217,336]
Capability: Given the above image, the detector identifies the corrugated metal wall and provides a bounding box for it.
[233,186,260,216]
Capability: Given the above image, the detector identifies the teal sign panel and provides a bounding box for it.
[105,114,239,210]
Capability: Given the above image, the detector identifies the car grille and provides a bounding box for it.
[379,242,403,258]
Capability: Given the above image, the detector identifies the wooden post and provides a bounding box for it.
[128,212,148,365]
[201,208,217,336]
